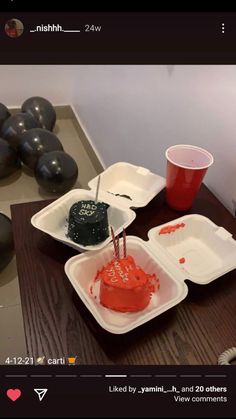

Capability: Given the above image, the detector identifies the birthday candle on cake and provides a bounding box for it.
[116,235,120,260]
[95,175,101,204]
[110,226,118,259]
[123,228,127,258]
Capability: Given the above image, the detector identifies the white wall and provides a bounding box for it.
[0,65,236,214]
[0,65,76,105]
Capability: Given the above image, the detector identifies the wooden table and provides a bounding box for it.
[11,185,236,365]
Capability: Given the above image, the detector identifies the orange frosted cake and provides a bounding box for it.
[96,255,159,312]
[90,228,160,313]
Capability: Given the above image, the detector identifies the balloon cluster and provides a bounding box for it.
[0,98,79,272]
[0,97,78,193]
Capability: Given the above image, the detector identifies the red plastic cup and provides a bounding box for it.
[165,144,214,211]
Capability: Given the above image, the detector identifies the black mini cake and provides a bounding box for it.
[67,200,110,246]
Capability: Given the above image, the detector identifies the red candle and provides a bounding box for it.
[110,226,118,259]
[123,228,127,258]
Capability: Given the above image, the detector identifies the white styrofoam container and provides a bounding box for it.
[64,214,236,334]
[148,214,236,284]
[31,162,166,252]
[65,236,188,334]
[88,162,166,208]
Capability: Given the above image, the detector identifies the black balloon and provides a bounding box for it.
[19,128,64,170]
[0,103,11,130]
[22,97,56,131]
[1,112,38,150]
[0,213,14,272]
[0,138,21,178]
[35,151,78,194]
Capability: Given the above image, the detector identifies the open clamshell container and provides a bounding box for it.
[31,162,166,252]
[64,214,236,334]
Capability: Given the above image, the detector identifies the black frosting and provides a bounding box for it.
[67,200,109,246]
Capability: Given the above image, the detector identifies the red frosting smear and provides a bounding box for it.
[179,257,185,264]
[91,256,160,313]
[159,222,185,235]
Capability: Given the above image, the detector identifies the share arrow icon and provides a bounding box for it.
[34,388,48,401]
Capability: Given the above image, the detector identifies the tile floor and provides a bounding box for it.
[0,109,101,364]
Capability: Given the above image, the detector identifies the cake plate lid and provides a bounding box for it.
[88,162,166,209]
[147,214,236,285]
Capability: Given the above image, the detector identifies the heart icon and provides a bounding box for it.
[7,389,21,401]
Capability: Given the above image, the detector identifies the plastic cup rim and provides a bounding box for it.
[165,144,214,170]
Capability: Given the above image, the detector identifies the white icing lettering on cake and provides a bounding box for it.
[125,265,133,272]
[107,268,118,282]
[113,260,133,283]
[81,203,97,211]
[79,209,95,216]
